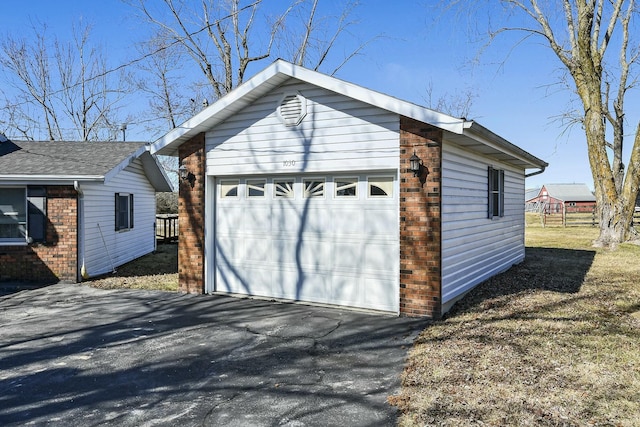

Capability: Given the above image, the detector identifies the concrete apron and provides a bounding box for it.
[0,283,427,426]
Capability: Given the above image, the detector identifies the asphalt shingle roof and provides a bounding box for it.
[0,140,147,177]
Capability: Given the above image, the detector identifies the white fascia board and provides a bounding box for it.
[151,61,288,156]
[140,151,174,192]
[0,176,104,186]
[281,60,466,133]
[102,145,173,192]
[103,144,149,184]
[462,121,548,169]
[150,60,467,156]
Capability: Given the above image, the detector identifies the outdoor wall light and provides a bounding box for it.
[409,151,423,177]
[178,163,196,187]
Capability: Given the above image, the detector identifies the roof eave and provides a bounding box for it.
[462,121,549,170]
[151,59,467,156]
[0,175,104,184]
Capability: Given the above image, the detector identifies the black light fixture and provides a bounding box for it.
[178,163,188,181]
[178,162,196,187]
[409,151,422,177]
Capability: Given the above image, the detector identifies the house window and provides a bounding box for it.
[0,188,27,243]
[335,178,357,197]
[115,193,134,231]
[488,167,505,218]
[368,176,393,198]
[0,187,47,244]
[274,179,295,198]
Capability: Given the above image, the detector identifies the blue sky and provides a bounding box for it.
[4,0,634,191]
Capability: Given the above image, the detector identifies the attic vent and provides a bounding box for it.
[277,92,307,126]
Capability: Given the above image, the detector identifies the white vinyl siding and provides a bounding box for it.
[205,79,400,176]
[441,142,525,304]
[80,159,157,277]
[204,79,400,312]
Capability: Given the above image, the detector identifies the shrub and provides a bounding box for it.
[156,192,178,214]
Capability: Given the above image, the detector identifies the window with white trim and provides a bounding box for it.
[335,178,357,197]
[115,193,134,231]
[274,179,295,198]
[368,177,393,198]
[247,179,266,197]
[303,179,325,198]
[488,167,505,218]
[0,187,47,244]
[220,180,239,198]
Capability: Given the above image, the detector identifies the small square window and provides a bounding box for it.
[335,178,357,198]
[274,180,295,198]
[220,180,239,198]
[247,179,266,197]
[368,177,393,198]
[303,179,325,198]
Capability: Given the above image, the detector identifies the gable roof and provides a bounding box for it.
[150,60,547,172]
[542,183,596,202]
[525,187,542,202]
[0,139,172,192]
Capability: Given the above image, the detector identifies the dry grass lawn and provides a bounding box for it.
[87,243,178,291]
[391,216,640,426]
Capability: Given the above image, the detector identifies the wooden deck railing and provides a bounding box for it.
[156,214,178,243]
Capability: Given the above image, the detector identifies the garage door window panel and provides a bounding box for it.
[335,178,358,198]
[220,180,239,198]
[247,179,266,198]
[303,179,325,198]
[368,177,394,198]
[274,179,295,199]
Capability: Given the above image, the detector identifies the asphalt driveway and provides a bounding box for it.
[0,283,426,426]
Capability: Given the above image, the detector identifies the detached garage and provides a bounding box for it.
[152,60,547,318]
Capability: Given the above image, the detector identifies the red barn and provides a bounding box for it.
[526,183,596,213]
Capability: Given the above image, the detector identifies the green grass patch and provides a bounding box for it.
[392,226,640,426]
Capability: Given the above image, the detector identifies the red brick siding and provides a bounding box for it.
[0,186,77,282]
[399,116,443,318]
[178,133,206,294]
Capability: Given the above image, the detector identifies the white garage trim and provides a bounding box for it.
[210,173,399,313]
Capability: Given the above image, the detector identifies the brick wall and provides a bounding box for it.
[0,186,78,283]
[399,116,443,318]
[178,133,206,294]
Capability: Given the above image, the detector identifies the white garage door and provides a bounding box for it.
[213,174,399,312]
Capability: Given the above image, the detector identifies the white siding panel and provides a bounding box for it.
[206,80,400,176]
[81,159,157,278]
[441,142,525,304]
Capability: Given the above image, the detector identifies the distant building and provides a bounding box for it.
[526,183,596,213]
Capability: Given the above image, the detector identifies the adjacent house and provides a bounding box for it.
[151,60,548,318]
[526,183,596,213]
[0,137,172,283]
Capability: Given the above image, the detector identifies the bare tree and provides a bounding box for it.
[423,81,477,119]
[0,22,132,141]
[127,0,368,100]
[136,34,192,131]
[451,0,640,247]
